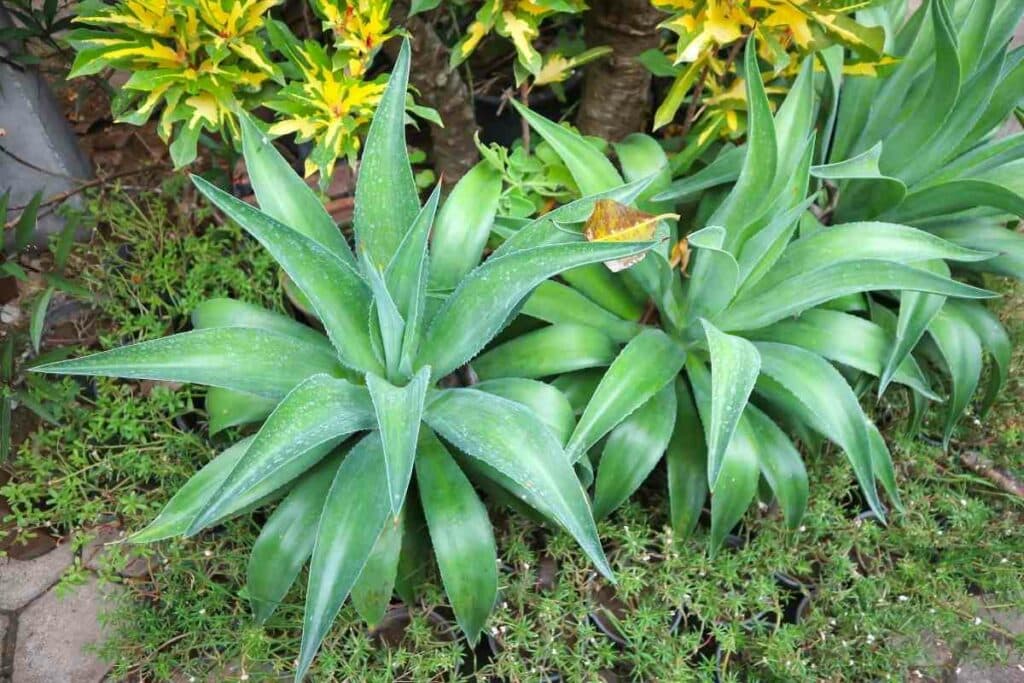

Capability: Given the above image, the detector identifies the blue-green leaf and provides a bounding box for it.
[353,39,420,268]
[366,367,431,514]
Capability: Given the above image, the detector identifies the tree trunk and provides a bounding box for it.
[575,0,664,141]
[388,1,479,183]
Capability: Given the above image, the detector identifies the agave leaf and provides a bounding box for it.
[708,39,777,249]
[187,375,375,535]
[744,309,939,401]
[886,179,1024,223]
[954,0,994,77]
[926,222,1024,280]
[700,319,761,489]
[418,240,653,380]
[927,306,983,449]
[717,259,997,332]
[566,328,686,463]
[385,185,442,374]
[685,227,740,323]
[756,222,994,293]
[33,328,344,399]
[811,143,907,220]
[474,378,575,446]
[960,47,1024,153]
[922,133,1024,188]
[353,39,420,268]
[944,299,1010,416]
[472,323,618,381]
[429,162,502,290]
[753,342,885,519]
[298,432,391,682]
[350,511,404,627]
[425,388,612,579]
[416,430,498,644]
[899,41,1004,186]
[687,359,759,556]
[191,298,333,351]
[361,251,406,377]
[238,113,353,263]
[612,133,672,211]
[865,420,902,511]
[745,405,808,528]
[879,0,961,176]
[560,265,646,321]
[192,176,380,374]
[552,370,605,415]
[387,184,441,320]
[366,367,431,515]
[653,146,744,203]
[522,281,643,344]
[592,383,676,520]
[666,378,707,540]
[509,98,621,194]
[735,197,817,294]
[880,260,948,396]
[769,57,815,200]
[130,437,260,543]
[206,387,277,435]
[394,489,431,604]
[248,450,345,624]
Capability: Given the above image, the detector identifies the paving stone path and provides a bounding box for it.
[0,528,126,683]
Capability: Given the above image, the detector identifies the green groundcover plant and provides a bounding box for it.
[36,40,654,679]
[490,0,1024,554]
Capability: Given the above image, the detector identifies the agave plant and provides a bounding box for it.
[36,41,656,679]
[818,0,1024,443]
[490,2,1021,552]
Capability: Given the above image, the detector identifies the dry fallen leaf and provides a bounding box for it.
[669,238,691,277]
[583,199,677,272]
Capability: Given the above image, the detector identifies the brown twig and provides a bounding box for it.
[677,62,711,140]
[5,163,166,226]
[959,450,1024,498]
[520,83,531,152]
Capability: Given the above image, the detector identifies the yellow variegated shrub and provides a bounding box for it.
[68,0,399,179]
[648,0,895,135]
[449,0,595,86]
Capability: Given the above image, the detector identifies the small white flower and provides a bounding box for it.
[973,617,982,626]
[898,595,909,602]
[866,634,875,644]
[203,549,213,557]
[198,608,206,615]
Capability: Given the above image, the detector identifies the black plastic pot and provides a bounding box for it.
[474,74,583,147]
[369,605,457,648]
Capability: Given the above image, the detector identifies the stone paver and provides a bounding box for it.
[0,544,74,611]
[11,577,119,683]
